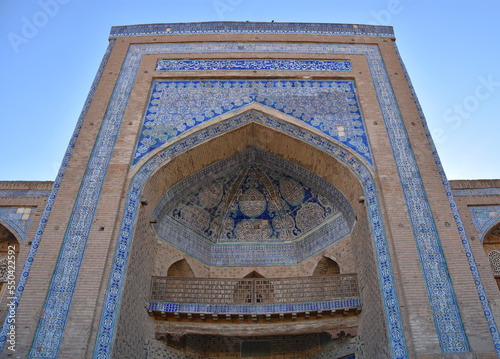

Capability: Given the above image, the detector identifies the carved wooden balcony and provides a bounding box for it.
[148,274,361,335]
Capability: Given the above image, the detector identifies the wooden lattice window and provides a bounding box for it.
[488,250,500,276]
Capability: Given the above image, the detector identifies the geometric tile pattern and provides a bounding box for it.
[153,148,353,266]
[155,59,352,72]
[468,206,500,242]
[452,188,500,196]
[110,22,394,38]
[0,39,117,358]
[134,79,370,167]
[165,163,342,243]
[393,42,500,357]
[95,109,405,358]
[0,207,35,243]
[147,298,361,314]
[0,190,51,197]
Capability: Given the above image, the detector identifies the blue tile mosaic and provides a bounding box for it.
[0,39,116,357]
[14,40,413,358]
[452,188,500,196]
[468,206,500,242]
[110,22,394,38]
[155,59,352,72]
[152,147,353,266]
[393,42,500,357]
[0,190,51,197]
[148,299,361,314]
[134,79,371,167]
[0,207,35,243]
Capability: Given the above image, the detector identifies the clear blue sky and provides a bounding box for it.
[1,1,499,181]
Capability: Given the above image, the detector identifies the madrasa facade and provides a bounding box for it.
[0,22,500,359]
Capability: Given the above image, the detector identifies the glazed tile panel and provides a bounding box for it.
[134,79,370,167]
[469,206,500,241]
[155,59,352,71]
[452,188,500,196]
[0,207,35,243]
[158,210,349,266]
[148,299,361,314]
[152,148,353,266]
[0,190,51,197]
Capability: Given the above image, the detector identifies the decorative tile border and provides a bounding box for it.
[0,190,51,197]
[452,188,500,196]
[468,206,500,242]
[0,40,116,357]
[155,59,352,71]
[360,43,468,351]
[94,107,406,358]
[0,208,35,243]
[110,22,394,38]
[148,298,361,314]
[393,42,500,356]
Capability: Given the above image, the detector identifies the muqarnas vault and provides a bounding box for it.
[1,22,500,359]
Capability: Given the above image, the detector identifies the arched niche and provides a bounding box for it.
[313,256,341,276]
[151,147,356,267]
[483,221,500,290]
[167,259,195,278]
[105,112,390,358]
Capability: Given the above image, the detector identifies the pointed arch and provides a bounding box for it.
[131,104,374,176]
[97,109,402,358]
[313,256,341,276]
[483,222,500,290]
[0,221,23,247]
[484,219,500,243]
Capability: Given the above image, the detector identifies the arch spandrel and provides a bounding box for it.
[0,221,24,247]
[484,220,500,244]
[131,79,373,169]
[97,109,403,358]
